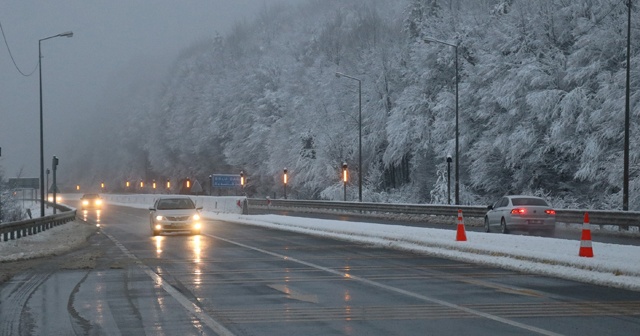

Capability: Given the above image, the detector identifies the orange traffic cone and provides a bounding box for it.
[579,212,594,258]
[456,209,467,241]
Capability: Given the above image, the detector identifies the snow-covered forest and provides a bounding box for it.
[61,0,640,209]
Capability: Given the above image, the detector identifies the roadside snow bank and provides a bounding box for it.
[207,213,640,291]
[0,221,96,262]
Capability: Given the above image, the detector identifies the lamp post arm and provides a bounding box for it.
[335,72,361,83]
[423,37,457,48]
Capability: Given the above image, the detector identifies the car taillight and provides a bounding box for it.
[511,208,526,215]
[545,209,556,215]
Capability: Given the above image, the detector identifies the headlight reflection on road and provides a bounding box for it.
[194,267,202,289]
[344,290,352,302]
[155,236,164,255]
[96,210,101,227]
[191,235,203,263]
[82,210,88,222]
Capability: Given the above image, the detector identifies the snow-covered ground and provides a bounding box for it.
[206,213,640,291]
[2,200,639,292]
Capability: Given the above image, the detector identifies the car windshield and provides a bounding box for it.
[83,194,100,199]
[156,198,195,210]
[512,198,549,206]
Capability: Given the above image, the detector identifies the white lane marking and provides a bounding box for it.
[104,233,236,336]
[207,233,563,336]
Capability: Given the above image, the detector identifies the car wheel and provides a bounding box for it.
[500,218,509,234]
[484,217,491,233]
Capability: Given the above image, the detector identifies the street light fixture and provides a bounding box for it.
[39,31,73,217]
[423,36,459,205]
[336,71,362,202]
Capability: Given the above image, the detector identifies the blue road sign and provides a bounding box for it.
[212,174,241,188]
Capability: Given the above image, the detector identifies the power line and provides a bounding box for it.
[0,18,37,77]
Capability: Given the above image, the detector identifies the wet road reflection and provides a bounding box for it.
[155,236,164,255]
[192,235,202,263]
[82,209,102,228]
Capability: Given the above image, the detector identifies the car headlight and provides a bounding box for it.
[193,214,200,220]
[155,215,164,221]
[194,223,201,230]
[82,200,89,206]
[155,224,162,230]
[95,199,103,205]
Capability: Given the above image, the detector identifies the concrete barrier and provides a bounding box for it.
[101,194,247,214]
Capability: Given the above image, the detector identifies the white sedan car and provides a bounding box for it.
[149,196,203,236]
[484,195,556,236]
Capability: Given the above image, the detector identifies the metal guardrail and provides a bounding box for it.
[0,203,77,242]
[248,199,640,230]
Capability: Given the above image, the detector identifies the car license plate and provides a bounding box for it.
[529,220,543,224]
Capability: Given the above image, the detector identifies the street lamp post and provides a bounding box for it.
[623,0,632,210]
[39,31,73,217]
[336,72,362,202]
[423,36,459,205]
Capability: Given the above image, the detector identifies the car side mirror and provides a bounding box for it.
[149,207,155,211]
[197,206,203,211]
[487,205,493,210]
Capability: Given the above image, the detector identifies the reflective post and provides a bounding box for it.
[283,168,288,200]
[446,155,452,205]
[52,156,58,214]
[240,171,245,194]
[342,162,348,202]
[46,169,50,208]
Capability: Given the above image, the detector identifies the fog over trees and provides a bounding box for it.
[62,0,640,209]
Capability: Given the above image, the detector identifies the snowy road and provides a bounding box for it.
[1,202,640,335]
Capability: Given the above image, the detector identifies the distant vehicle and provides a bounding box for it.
[484,195,556,236]
[47,195,62,203]
[149,196,202,236]
[80,193,103,210]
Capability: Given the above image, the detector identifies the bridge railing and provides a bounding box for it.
[248,198,640,230]
[0,203,77,242]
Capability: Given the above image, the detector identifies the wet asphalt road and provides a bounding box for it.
[1,204,640,335]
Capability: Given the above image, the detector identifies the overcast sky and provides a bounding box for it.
[0,0,304,180]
